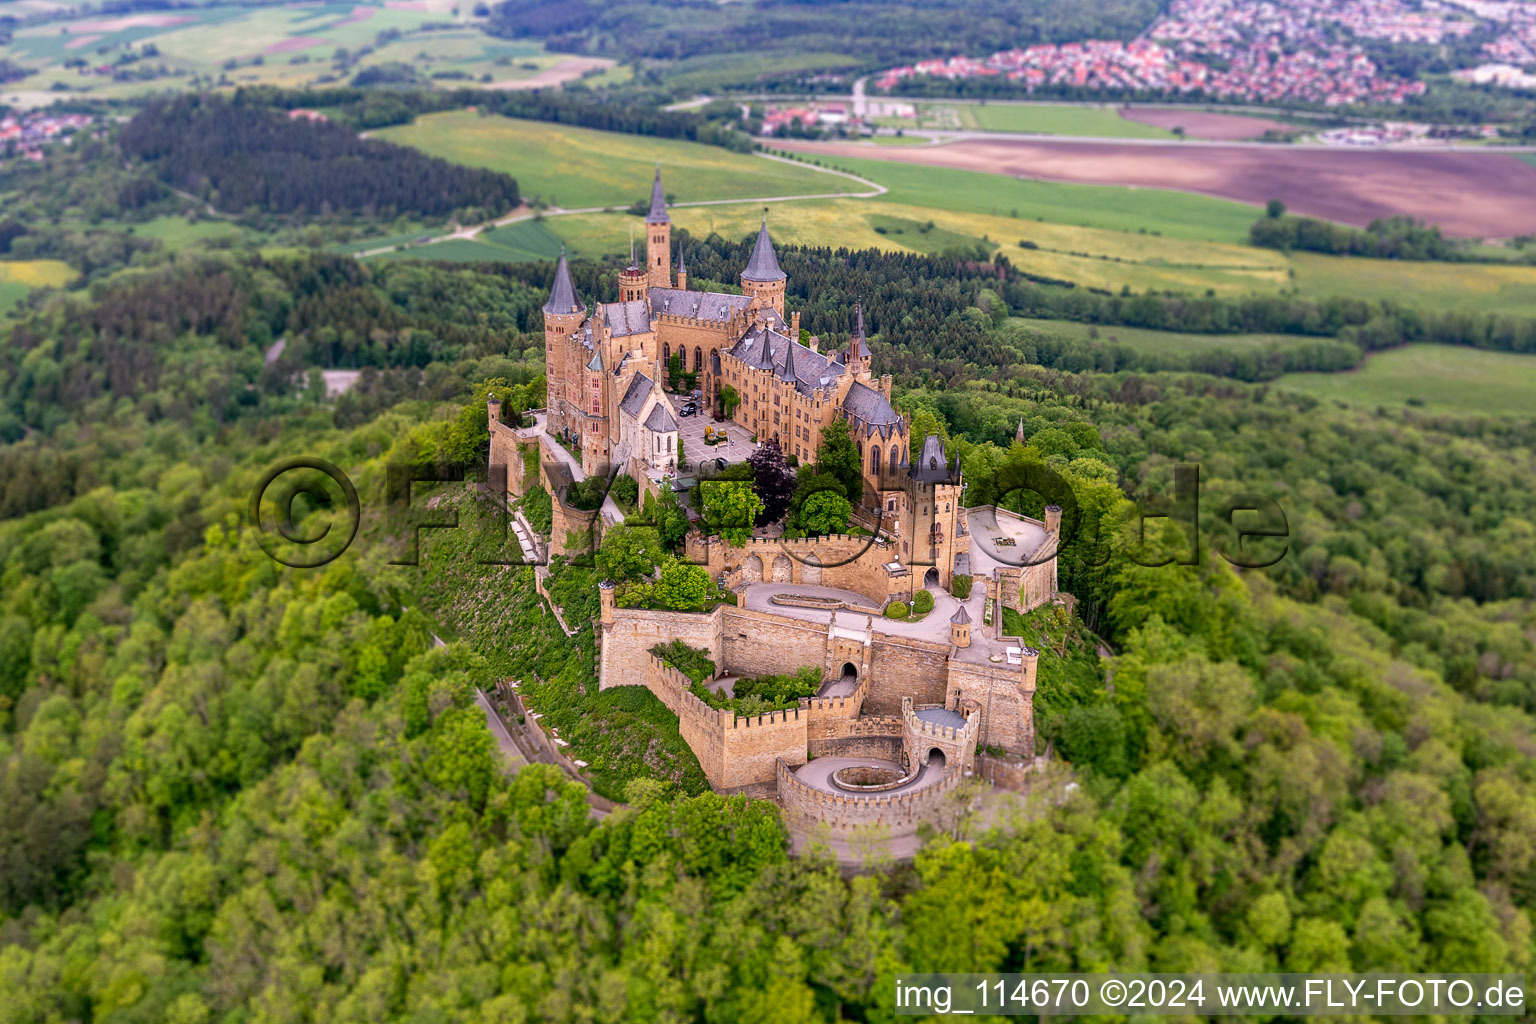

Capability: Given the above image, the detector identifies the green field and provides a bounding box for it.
[0,3,599,106]
[1289,251,1536,316]
[968,103,1177,139]
[0,259,75,312]
[782,151,1263,243]
[1277,344,1536,415]
[374,111,853,208]
[1013,318,1319,355]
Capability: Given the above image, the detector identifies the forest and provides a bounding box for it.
[118,95,521,222]
[1,213,1535,1019]
[484,0,1166,68]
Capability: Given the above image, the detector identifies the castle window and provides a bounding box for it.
[870,446,881,474]
[890,444,900,469]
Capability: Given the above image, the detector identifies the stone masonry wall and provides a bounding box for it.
[806,714,904,761]
[865,635,951,715]
[776,758,964,838]
[688,533,906,606]
[720,606,830,680]
[600,605,724,690]
[945,659,1035,758]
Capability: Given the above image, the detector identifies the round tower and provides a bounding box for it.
[645,166,672,289]
[542,251,585,435]
[950,603,971,648]
[619,235,648,303]
[741,215,786,318]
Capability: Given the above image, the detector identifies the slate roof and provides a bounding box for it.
[602,300,652,338]
[742,218,786,282]
[619,373,653,418]
[950,604,971,625]
[645,167,669,224]
[648,288,753,323]
[841,380,902,431]
[729,323,844,397]
[586,348,603,372]
[913,434,956,484]
[644,403,678,432]
[542,252,584,316]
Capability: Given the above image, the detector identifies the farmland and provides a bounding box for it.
[370,112,852,208]
[967,103,1177,139]
[1012,318,1323,356]
[1277,344,1536,416]
[0,3,615,106]
[0,259,75,312]
[774,137,1536,239]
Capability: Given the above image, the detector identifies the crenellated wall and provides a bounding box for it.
[776,757,965,838]
[600,604,724,690]
[807,713,904,761]
[902,696,980,773]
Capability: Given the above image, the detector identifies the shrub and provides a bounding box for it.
[651,640,715,684]
[885,602,909,619]
[610,474,639,509]
[911,589,934,616]
[950,574,973,600]
[522,485,552,535]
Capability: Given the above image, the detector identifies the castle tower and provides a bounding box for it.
[645,167,671,289]
[949,603,971,648]
[847,301,871,379]
[619,233,648,303]
[543,250,585,436]
[1044,504,1062,535]
[582,346,610,476]
[741,216,786,318]
[675,246,688,291]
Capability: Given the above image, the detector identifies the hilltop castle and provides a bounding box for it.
[491,171,1066,851]
[541,169,990,577]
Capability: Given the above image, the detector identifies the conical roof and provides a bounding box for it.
[950,604,971,625]
[742,217,786,282]
[542,251,584,316]
[777,331,798,382]
[645,167,669,224]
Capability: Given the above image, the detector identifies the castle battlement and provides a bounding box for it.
[775,757,965,837]
[901,696,979,743]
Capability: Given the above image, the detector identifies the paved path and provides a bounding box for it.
[791,756,941,796]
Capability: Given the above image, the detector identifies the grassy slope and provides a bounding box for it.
[1013,317,1324,355]
[969,102,1176,139]
[1276,343,1536,415]
[373,111,851,208]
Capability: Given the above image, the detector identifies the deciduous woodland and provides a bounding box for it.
[2,237,1534,1019]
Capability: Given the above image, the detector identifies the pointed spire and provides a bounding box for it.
[1015,417,1026,443]
[742,215,786,282]
[677,246,686,275]
[542,249,584,316]
[628,224,637,269]
[645,165,669,224]
[850,301,864,362]
[778,331,798,382]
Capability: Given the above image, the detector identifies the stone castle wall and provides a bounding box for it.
[600,604,724,690]
[806,714,904,762]
[687,533,909,606]
[719,605,831,680]
[776,757,965,838]
[945,658,1035,757]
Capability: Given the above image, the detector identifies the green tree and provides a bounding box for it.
[655,558,713,610]
[596,524,662,582]
[701,480,763,545]
[800,489,851,536]
[814,419,863,505]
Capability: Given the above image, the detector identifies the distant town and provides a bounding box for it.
[876,0,1536,105]
[0,110,94,162]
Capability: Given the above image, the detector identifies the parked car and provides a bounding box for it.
[679,404,696,417]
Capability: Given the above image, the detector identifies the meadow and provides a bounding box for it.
[966,102,1176,139]
[1012,318,1321,355]
[371,112,852,208]
[0,258,75,312]
[1288,251,1536,317]
[1277,344,1536,415]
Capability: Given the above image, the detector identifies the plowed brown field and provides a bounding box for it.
[777,137,1536,237]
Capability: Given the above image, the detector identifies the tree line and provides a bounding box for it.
[1249,206,1527,264]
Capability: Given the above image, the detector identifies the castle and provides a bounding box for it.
[541,170,981,577]
[497,171,1066,848]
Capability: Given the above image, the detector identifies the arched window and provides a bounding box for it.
[662,343,670,364]
[694,347,703,372]
[870,446,881,474]
[890,444,900,469]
